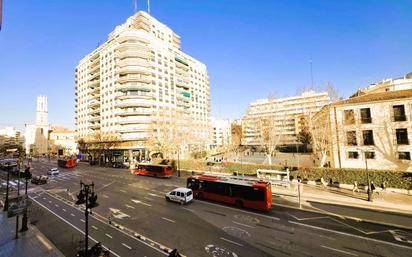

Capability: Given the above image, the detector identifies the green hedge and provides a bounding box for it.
[177,160,412,190]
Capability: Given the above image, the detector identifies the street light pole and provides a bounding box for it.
[20,177,29,232]
[3,166,10,211]
[15,166,21,239]
[177,150,180,177]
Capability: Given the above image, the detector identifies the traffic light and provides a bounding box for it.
[88,192,99,208]
[76,190,86,205]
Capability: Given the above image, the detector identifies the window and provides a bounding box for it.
[396,128,409,145]
[344,110,355,125]
[348,152,359,159]
[346,131,357,146]
[362,130,374,145]
[365,151,375,159]
[393,105,406,122]
[398,152,411,160]
[360,108,372,123]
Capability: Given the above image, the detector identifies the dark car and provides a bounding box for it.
[31,175,49,185]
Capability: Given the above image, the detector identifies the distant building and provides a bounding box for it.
[210,118,232,149]
[49,125,77,156]
[241,91,330,147]
[231,119,242,148]
[25,96,50,155]
[311,89,412,171]
[352,71,412,96]
[75,11,210,162]
[0,127,22,148]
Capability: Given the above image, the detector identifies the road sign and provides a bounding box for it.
[7,195,29,218]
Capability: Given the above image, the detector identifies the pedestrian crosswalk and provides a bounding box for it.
[48,173,81,182]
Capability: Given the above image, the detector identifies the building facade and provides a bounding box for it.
[0,127,22,149]
[241,91,330,147]
[353,71,412,96]
[311,89,412,171]
[24,96,50,155]
[75,11,210,162]
[210,118,232,149]
[49,125,77,156]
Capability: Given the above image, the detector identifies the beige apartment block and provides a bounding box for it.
[353,71,412,96]
[311,89,412,171]
[49,125,77,156]
[242,91,330,147]
[210,118,232,149]
[75,11,210,162]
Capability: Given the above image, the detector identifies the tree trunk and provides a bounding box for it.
[267,153,272,165]
[320,150,327,167]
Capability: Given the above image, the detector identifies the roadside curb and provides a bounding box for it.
[271,199,412,231]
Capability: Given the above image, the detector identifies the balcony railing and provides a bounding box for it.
[117,74,152,84]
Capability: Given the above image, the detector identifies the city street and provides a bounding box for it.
[1,160,411,257]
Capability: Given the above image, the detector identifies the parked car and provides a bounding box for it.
[31,175,49,185]
[165,188,193,205]
[47,168,60,175]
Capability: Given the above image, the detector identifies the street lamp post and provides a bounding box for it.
[20,166,31,232]
[3,164,10,211]
[364,152,372,202]
[177,150,180,177]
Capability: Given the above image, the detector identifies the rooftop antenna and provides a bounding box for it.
[147,0,151,15]
[309,55,314,89]
[133,0,137,14]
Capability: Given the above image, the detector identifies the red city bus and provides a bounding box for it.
[131,163,173,178]
[187,175,272,211]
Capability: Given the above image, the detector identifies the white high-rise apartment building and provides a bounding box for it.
[211,118,232,149]
[75,11,210,160]
[242,91,330,146]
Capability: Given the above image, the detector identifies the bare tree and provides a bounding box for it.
[308,109,332,167]
[84,132,121,166]
[325,83,341,101]
[256,117,285,165]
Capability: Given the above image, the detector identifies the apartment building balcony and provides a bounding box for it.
[88,123,100,130]
[117,116,152,125]
[88,116,100,122]
[118,108,153,116]
[89,62,100,73]
[116,50,151,59]
[117,59,152,68]
[90,94,100,101]
[89,71,100,81]
[88,79,99,88]
[175,56,189,66]
[116,66,151,76]
[117,74,152,84]
[176,61,189,71]
[119,132,149,140]
[88,109,100,115]
[116,42,151,52]
[116,92,154,101]
[88,100,100,108]
[116,99,154,108]
[115,83,153,92]
[117,33,150,44]
[116,124,151,133]
[90,86,100,95]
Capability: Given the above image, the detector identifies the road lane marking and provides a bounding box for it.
[232,221,255,229]
[120,189,127,193]
[289,221,412,250]
[55,204,59,207]
[132,199,152,207]
[122,243,132,250]
[71,213,75,217]
[144,197,152,201]
[162,217,176,223]
[321,245,358,256]
[30,198,121,257]
[148,193,162,198]
[92,225,98,230]
[48,201,52,203]
[80,219,85,223]
[62,209,66,212]
[220,237,243,247]
[125,204,135,209]
[105,233,113,239]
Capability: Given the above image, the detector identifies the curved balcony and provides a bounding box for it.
[88,100,100,108]
[115,83,153,92]
[89,123,100,130]
[116,66,151,76]
[117,59,152,68]
[90,87,100,95]
[117,74,152,84]
[89,116,100,122]
[118,108,153,116]
[116,42,151,52]
[116,50,151,59]
[119,132,149,140]
[89,63,100,73]
[88,79,99,88]
[89,72,100,81]
[88,109,100,115]
[116,124,151,133]
[117,116,152,125]
[116,99,154,108]
[116,93,154,101]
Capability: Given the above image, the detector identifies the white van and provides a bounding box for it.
[165,188,193,205]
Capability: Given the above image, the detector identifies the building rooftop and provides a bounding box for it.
[333,89,412,107]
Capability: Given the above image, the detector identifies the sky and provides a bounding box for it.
[0,0,411,131]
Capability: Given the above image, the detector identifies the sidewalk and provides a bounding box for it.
[0,211,65,257]
[273,183,412,229]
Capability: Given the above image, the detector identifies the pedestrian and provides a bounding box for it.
[329,178,333,186]
[108,215,112,225]
[381,181,386,192]
[371,181,377,195]
[352,180,359,192]
[320,177,327,188]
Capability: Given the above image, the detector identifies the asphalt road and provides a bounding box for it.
[2,160,412,257]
